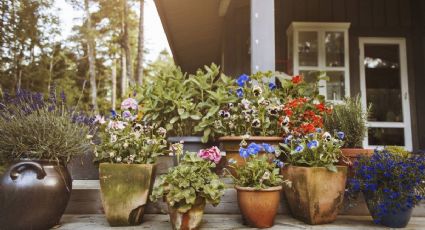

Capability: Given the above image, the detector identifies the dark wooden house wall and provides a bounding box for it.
[275,0,425,150]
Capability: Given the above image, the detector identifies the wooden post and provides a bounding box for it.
[250,0,275,74]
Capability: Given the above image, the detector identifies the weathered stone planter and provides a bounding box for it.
[0,160,72,230]
[218,136,281,174]
[99,163,155,226]
[236,185,282,228]
[282,165,347,225]
[167,197,206,230]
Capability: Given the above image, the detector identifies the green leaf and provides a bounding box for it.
[178,108,185,115]
[326,164,338,172]
[190,115,201,120]
[170,116,179,124]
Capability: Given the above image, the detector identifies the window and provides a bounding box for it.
[287,22,351,102]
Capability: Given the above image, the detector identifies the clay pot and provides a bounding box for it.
[99,163,155,226]
[339,148,373,178]
[236,186,282,228]
[168,197,206,230]
[0,160,72,230]
[282,165,347,225]
[218,136,281,175]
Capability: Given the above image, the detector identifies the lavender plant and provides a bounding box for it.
[0,90,94,164]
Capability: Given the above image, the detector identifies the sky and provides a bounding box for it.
[53,0,171,63]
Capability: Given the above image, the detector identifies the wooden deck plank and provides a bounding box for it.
[58,214,425,230]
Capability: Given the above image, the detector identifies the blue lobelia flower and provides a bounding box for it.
[247,142,262,155]
[273,159,285,168]
[268,82,276,90]
[307,140,319,149]
[294,145,304,153]
[236,74,250,87]
[236,88,244,98]
[239,147,250,158]
[262,143,275,153]
[337,131,345,140]
[316,128,322,133]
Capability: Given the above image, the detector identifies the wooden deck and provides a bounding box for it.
[58,214,425,229]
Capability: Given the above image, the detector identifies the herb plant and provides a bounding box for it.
[0,90,94,164]
[228,142,286,189]
[324,96,369,148]
[93,98,167,164]
[348,147,425,224]
[150,150,225,213]
[139,63,235,142]
[279,130,344,172]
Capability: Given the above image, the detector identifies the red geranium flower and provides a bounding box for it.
[292,75,303,84]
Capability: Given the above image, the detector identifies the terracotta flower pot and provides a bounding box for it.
[167,197,206,230]
[282,165,347,225]
[339,148,374,178]
[218,136,281,175]
[0,160,72,230]
[235,185,282,228]
[99,163,155,226]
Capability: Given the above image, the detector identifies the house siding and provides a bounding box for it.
[274,0,424,150]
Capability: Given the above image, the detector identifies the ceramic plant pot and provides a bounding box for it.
[365,193,413,228]
[99,163,155,226]
[218,136,281,175]
[168,197,206,230]
[339,148,373,178]
[236,186,282,228]
[0,160,72,230]
[282,165,347,225]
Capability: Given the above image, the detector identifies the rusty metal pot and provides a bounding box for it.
[236,185,282,228]
[0,160,72,230]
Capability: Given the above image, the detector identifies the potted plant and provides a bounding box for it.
[0,90,93,230]
[139,63,234,152]
[324,96,372,168]
[150,147,225,230]
[215,73,330,170]
[227,142,287,228]
[93,97,167,226]
[348,146,425,228]
[279,130,347,225]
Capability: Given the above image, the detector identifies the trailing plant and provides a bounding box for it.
[150,150,225,213]
[324,96,369,148]
[279,129,344,172]
[228,142,287,189]
[0,90,94,164]
[139,63,235,142]
[347,147,425,224]
[93,98,167,164]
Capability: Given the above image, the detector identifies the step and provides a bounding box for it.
[66,179,425,217]
[58,214,425,229]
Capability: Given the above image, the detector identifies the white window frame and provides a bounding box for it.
[359,37,412,151]
[287,22,351,102]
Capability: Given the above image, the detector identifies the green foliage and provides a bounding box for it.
[150,153,225,213]
[324,96,369,148]
[229,155,285,189]
[279,131,344,172]
[0,107,92,164]
[139,63,235,142]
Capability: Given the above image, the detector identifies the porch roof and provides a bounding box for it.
[154,0,226,74]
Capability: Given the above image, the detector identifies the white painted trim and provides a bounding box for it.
[73,180,100,190]
[359,37,412,151]
[288,22,351,102]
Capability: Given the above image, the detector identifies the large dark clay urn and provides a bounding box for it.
[0,160,72,230]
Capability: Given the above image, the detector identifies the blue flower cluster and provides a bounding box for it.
[239,142,284,168]
[348,148,425,223]
[234,74,277,98]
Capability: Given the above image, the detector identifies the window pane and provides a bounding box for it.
[299,70,319,83]
[368,128,404,146]
[326,71,345,101]
[364,44,403,122]
[325,32,345,67]
[298,32,318,66]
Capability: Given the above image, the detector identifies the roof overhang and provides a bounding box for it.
[154,0,226,74]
